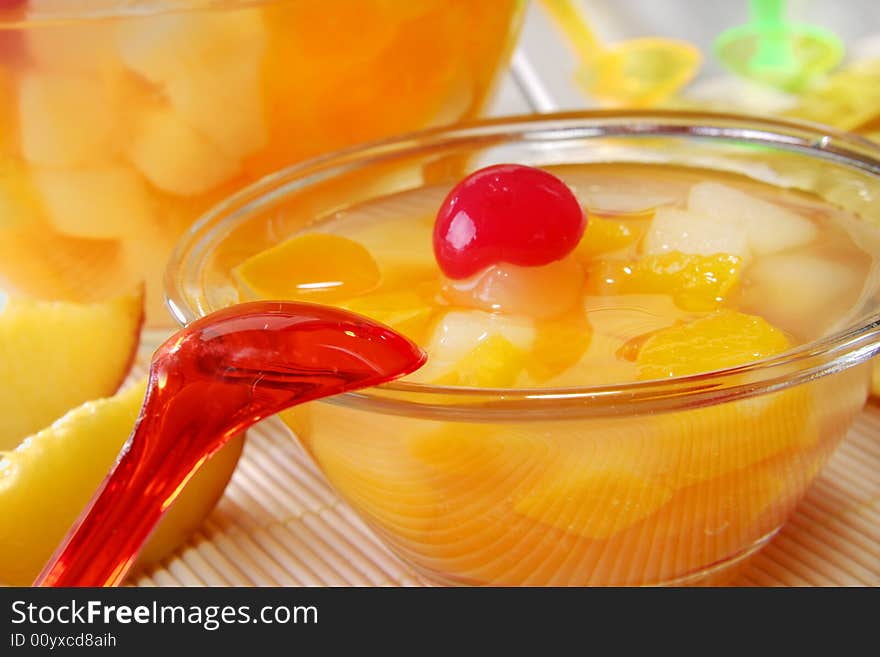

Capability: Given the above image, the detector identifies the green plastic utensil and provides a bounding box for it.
[715,0,844,91]
[541,0,701,108]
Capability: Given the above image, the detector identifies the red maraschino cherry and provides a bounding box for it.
[433,164,586,279]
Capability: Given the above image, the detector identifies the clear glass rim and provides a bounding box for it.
[165,109,880,420]
[0,0,282,25]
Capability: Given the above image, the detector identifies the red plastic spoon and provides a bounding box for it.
[35,301,426,587]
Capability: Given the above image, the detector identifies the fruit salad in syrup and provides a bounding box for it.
[232,162,874,585]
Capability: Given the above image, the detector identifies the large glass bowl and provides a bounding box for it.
[167,111,880,586]
[0,0,524,325]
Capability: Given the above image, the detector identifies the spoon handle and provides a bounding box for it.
[751,0,791,69]
[34,408,213,587]
[539,0,603,64]
[34,301,426,587]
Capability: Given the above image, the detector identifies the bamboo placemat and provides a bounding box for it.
[132,388,880,588]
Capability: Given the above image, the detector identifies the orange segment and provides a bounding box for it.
[587,252,743,311]
[636,309,791,380]
[434,334,527,388]
[233,232,381,302]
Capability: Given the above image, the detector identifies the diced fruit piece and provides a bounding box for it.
[688,182,818,255]
[527,310,592,382]
[18,71,118,166]
[26,21,122,74]
[574,214,643,259]
[410,309,535,384]
[0,379,244,585]
[739,253,862,337]
[434,334,528,387]
[35,166,156,240]
[644,207,750,259]
[442,256,584,319]
[340,288,438,345]
[636,309,791,380]
[233,233,381,302]
[165,55,267,161]
[115,10,266,87]
[0,289,144,448]
[434,164,586,279]
[127,105,240,197]
[115,9,267,160]
[586,252,744,311]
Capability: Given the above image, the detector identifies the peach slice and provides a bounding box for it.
[0,379,244,585]
[233,233,382,302]
[0,289,143,448]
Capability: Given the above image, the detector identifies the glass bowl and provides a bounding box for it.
[167,111,880,586]
[0,0,524,325]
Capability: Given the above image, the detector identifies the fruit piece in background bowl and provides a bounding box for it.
[0,288,144,448]
[18,71,122,168]
[0,225,127,304]
[0,379,244,586]
[126,104,241,198]
[115,8,268,161]
[25,19,122,75]
[1,1,525,329]
[34,165,157,241]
